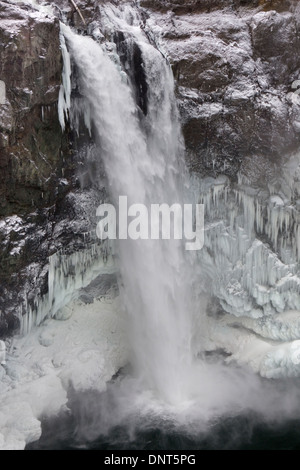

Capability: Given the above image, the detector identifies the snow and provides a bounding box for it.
[0,295,127,450]
[198,311,300,379]
[0,81,6,105]
[8,0,55,17]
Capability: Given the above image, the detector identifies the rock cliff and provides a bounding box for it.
[0,0,300,336]
[140,0,300,176]
[0,1,92,335]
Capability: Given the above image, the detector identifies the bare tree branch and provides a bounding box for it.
[69,0,86,25]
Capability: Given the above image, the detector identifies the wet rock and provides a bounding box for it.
[0,2,73,216]
[141,0,300,175]
[0,2,96,336]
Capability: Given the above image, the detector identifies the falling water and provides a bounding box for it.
[55,8,300,436]
[60,18,201,405]
[15,4,300,452]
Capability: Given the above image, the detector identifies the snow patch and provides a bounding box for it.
[0,295,127,450]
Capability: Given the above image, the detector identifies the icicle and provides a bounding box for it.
[58,23,72,131]
[197,172,300,321]
[20,239,116,334]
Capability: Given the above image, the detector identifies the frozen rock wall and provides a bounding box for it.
[141,0,300,176]
[1,0,300,344]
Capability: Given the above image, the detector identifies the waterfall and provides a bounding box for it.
[60,13,201,404]
[57,3,300,411]
[5,1,300,452]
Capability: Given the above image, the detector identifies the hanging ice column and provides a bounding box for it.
[58,29,71,131]
[195,164,300,321]
[20,18,119,335]
[184,158,300,378]
[21,238,116,335]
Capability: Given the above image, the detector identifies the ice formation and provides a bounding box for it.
[0,341,6,366]
[0,296,127,450]
[195,163,300,319]
[22,1,300,391]
[58,25,72,131]
[21,239,116,335]
[191,153,300,376]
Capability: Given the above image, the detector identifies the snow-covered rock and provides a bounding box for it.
[0,293,127,450]
[141,1,300,176]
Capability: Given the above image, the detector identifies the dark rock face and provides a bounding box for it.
[0,2,74,336]
[114,31,148,115]
[141,0,300,176]
[140,0,293,15]
[0,1,111,338]
[32,0,300,179]
[0,2,71,216]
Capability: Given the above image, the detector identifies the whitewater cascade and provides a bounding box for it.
[15,1,300,386]
[56,2,300,388]
[59,9,201,404]
[4,1,300,452]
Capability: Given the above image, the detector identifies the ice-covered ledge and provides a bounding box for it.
[21,237,117,334]
[192,150,300,376]
[0,293,127,450]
